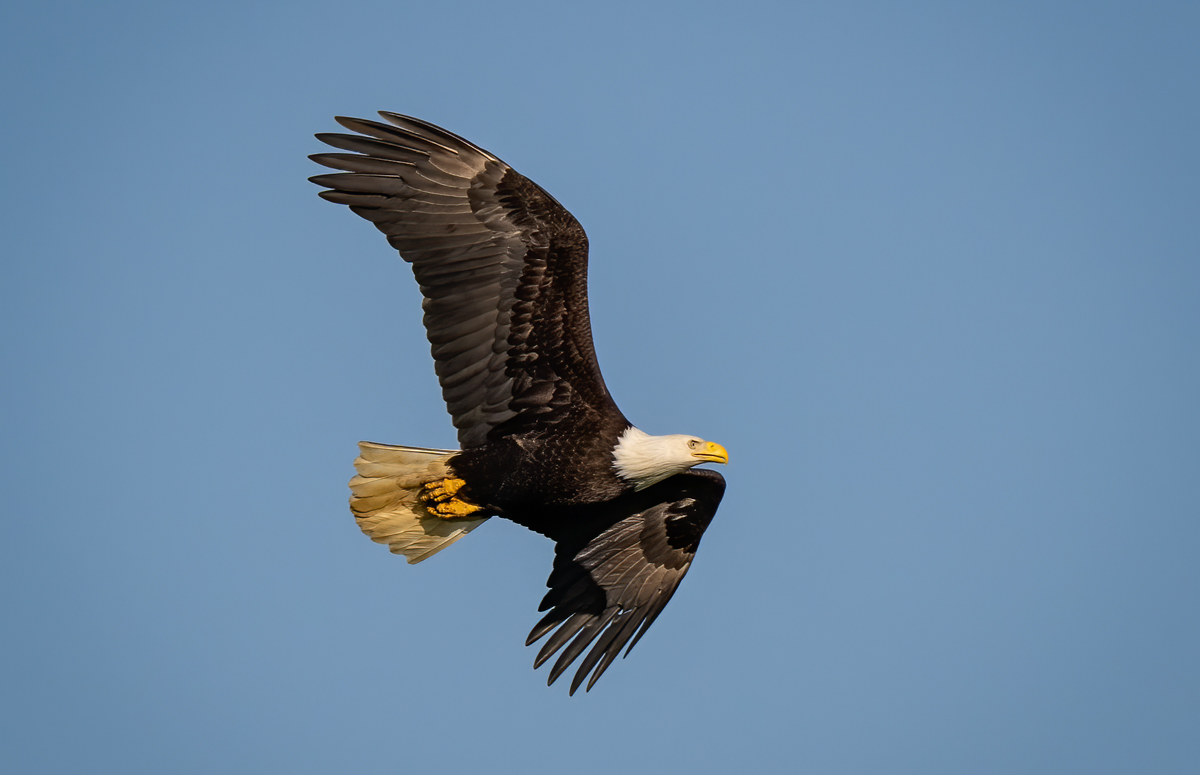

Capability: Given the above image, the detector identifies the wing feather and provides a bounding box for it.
[311,112,621,446]
[526,469,726,694]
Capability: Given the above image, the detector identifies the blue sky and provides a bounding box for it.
[3,1,1198,773]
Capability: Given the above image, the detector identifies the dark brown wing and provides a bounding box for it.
[310,113,621,447]
[526,469,726,694]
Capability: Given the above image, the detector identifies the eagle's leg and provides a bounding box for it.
[420,478,484,518]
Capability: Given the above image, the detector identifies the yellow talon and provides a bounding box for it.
[430,498,484,518]
[420,478,483,518]
[423,477,467,503]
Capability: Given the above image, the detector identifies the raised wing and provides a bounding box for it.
[310,113,620,447]
[526,469,726,694]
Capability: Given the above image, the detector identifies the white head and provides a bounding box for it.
[611,426,729,491]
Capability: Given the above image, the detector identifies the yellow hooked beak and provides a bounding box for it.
[691,441,729,465]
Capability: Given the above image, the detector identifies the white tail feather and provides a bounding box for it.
[349,441,488,564]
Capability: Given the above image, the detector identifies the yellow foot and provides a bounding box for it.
[420,478,483,518]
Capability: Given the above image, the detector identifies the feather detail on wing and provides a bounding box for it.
[526,469,726,694]
[310,113,621,447]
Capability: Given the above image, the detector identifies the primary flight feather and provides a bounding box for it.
[311,112,728,694]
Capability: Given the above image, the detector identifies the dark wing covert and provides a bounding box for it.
[526,468,727,694]
[310,113,618,447]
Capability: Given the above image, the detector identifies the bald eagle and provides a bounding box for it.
[310,113,728,694]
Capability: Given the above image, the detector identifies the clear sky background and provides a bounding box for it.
[3,1,1198,773]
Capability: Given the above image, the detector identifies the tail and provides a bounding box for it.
[349,441,489,564]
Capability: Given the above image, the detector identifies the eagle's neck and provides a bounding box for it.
[611,426,694,491]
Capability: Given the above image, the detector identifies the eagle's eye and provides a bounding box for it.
[687,440,699,449]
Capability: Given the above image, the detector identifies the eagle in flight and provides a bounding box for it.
[311,113,728,694]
